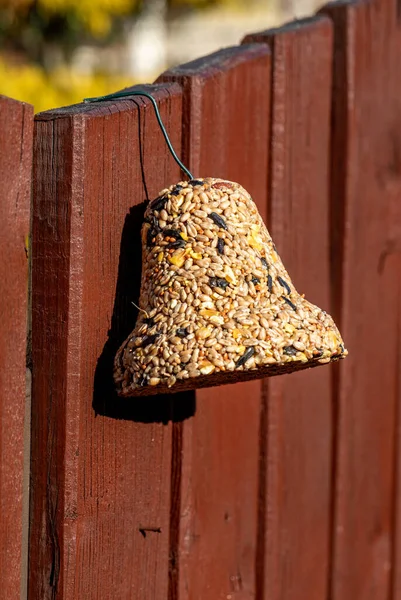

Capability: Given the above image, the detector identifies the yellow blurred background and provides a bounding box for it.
[0,0,318,113]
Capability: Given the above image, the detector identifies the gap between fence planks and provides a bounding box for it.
[160,44,271,600]
[0,95,33,600]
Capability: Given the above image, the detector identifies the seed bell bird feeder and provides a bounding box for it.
[85,90,348,397]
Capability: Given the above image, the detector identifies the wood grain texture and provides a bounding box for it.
[29,84,187,600]
[160,44,271,600]
[320,1,401,598]
[244,17,334,600]
[0,95,32,600]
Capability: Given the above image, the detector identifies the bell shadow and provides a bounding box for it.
[92,203,196,424]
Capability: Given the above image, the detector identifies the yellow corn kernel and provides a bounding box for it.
[168,248,186,267]
[196,327,212,340]
[200,309,219,318]
[224,265,237,285]
[199,361,215,375]
[247,232,263,251]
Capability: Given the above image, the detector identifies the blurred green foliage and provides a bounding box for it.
[0,58,135,112]
[0,0,138,61]
[0,0,244,111]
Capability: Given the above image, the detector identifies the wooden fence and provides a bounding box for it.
[1,0,401,597]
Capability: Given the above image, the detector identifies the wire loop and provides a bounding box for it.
[84,90,193,180]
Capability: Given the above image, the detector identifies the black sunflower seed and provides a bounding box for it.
[283,297,297,311]
[209,277,229,289]
[176,327,189,338]
[236,346,255,367]
[163,228,182,239]
[314,349,324,358]
[147,228,155,247]
[168,240,186,249]
[141,334,159,348]
[251,276,260,285]
[217,238,225,255]
[150,195,168,211]
[209,212,228,230]
[283,345,297,356]
[189,179,204,186]
[267,274,273,293]
[145,214,160,230]
[146,224,161,247]
[170,188,183,196]
[261,257,269,270]
[277,276,291,295]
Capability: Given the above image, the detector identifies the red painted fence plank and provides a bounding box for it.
[29,84,184,600]
[244,17,334,600]
[0,95,33,599]
[160,45,271,600]
[321,1,401,598]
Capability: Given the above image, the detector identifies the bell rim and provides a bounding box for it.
[116,350,346,397]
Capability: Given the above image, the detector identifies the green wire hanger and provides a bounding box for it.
[84,90,194,181]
